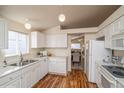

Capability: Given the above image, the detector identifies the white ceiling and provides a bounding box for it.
[0,5,120,30]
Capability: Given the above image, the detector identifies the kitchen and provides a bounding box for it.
[0,5,124,88]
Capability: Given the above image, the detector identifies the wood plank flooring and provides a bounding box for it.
[33,69,97,88]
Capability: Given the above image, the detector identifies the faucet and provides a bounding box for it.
[19,52,23,66]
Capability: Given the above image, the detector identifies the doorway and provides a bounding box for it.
[70,34,85,70]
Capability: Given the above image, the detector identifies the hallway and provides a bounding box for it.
[33,69,97,88]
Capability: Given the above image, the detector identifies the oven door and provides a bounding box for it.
[100,70,116,88]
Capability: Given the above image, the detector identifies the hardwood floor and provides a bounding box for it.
[33,69,97,88]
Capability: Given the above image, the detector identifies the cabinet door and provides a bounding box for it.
[105,24,113,48]
[45,60,49,75]
[49,61,56,72]
[3,77,21,88]
[46,35,56,47]
[31,64,39,86]
[21,70,32,88]
[55,34,67,47]
[119,16,124,32]
[39,61,44,80]
[46,34,67,48]
[0,20,8,49]
[39,33,45,47]
[55,62,66,74]
[113,18,120,35]
[31,31,45,48]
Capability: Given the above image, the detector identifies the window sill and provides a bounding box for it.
[5,53,30,57]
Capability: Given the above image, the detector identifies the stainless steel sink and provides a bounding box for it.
[9,60,38,66]
[102,65,124,78]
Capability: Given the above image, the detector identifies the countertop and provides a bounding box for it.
[0,57,47,78]
[48,56,67,58]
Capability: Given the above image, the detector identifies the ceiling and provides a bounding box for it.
[0,5,120,30]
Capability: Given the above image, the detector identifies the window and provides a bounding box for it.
[71,43,81,49]
[5,31,29,57]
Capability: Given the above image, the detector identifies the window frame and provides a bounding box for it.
[5,30,29,57]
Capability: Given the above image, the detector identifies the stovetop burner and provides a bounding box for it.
[102,65,124,78]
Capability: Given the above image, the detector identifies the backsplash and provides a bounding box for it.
[46,48,68,57]
[114,50,124,57]
[112,50,124,65]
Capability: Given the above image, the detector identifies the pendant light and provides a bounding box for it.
[24,19,31,30]
[58,6,66,22]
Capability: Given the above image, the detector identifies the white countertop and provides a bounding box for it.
[0,57,47,78]
[0,66,20,78]
[48,56,67,58]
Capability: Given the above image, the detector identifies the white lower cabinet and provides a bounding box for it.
[31,63,40,86]
[3,77,21,88]
[0,58,49,88]
[21,59,48,88]
[0,57,67,88]
[21,66,33,88]
[48,57,67,75]
[21,60,48,88]
[0,70,21,88]
[49,61,56,73]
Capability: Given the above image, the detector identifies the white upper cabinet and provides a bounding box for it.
[105,24,113,49]
[31,31,45,48]
[46,34,67,48]
[111,16,124,50]
[0,19,8,49]
[112,16,124,36]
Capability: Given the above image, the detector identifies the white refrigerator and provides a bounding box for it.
[85,40,111,83]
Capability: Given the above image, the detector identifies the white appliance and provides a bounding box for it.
[100,67,116,88]
[85,40,111,83]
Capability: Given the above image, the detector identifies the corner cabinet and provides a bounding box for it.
[31,31,45,48]
[46,34,67,48]
[0,19,8,49]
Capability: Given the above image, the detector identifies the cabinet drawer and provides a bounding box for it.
[0,70,21,86]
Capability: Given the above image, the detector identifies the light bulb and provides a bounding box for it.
[24,23,31,30]
[58,14,65,22]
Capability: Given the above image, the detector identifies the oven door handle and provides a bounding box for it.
[101,71,115,84]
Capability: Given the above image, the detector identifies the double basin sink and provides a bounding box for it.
[9,60,38,67]
[102,65,124,78]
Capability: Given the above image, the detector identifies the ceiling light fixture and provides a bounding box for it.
[58,14,66,22]
[58,6,66,22]
[24,19,31,30]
